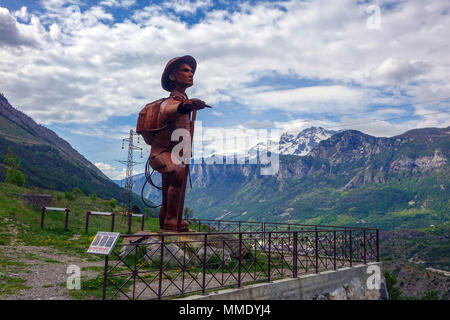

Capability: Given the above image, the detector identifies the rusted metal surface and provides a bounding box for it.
[101,226,379,300]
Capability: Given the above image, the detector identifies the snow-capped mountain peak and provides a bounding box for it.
[250,126,337,156]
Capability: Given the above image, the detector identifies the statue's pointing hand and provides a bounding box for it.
[177,98,209,114]
[190,98,207,110]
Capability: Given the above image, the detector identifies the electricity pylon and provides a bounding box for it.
[116,129,143,220]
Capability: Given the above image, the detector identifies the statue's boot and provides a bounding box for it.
[163,216,189,232]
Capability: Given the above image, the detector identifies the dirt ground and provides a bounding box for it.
[0,244,103,300]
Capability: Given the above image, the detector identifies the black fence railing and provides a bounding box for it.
[101,227,379,300]
[187,218,378,233]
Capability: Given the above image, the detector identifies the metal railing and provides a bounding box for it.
[187,218,378,233]
[101,227,379,300]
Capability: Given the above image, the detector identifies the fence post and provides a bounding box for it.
[127,214,132,234]
[158,235,164,300]
[344,227,347,259]
[263,223,266,249]
[141,214,145,231]
[102,255,109,300]
[363,230,367,264]
[132,244,137,300]
[349,230,353,267]
[288,224,291,246]
[238,233,242,287]
[315,229,319,274]
[268,232,271,282]
[64,209,69,231]
[85,211,90,233]
[293,232,298,278]
[333,230,337,270]
[40,206,46,229]
[202,234,207,295]
[376,229,380,262]
[111,213,115,232]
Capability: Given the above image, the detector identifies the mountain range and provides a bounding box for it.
[117,126,338,204]
[0,94,134,206]
[125,125,449,230]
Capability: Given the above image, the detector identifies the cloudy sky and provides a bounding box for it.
[1,0,449,180]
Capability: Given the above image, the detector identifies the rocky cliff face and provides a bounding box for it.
[187,127,449,188]
[128,126,449,226]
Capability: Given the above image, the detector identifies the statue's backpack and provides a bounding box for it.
[136,98,169,145]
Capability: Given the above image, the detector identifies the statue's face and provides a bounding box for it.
[170,63,194,89]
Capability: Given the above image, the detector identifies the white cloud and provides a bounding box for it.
[369,58,432,84]
[236,85,370,113]
[95,162,127,180]
[0,0,449,133]
[100,0,136,8]
[95,161,145,180]
[0,7,40,47]
[13,6,30,22]
[165,0,212,14]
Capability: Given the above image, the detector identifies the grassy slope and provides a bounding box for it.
[0,182,208,299]
[0,114,151,210]
[0,182,161,254]
[0,182,163,298]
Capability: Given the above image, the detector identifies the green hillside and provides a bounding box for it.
[0,182,160,252]
[185,128,450,231]
[0,94,151,211]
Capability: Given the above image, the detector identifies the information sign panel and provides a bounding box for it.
[87,232,120,255]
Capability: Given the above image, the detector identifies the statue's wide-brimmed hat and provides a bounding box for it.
[161,55,197,91]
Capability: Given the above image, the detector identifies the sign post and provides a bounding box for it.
[87,231,120,300]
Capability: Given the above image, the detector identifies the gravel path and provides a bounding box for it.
[0,244,104,300]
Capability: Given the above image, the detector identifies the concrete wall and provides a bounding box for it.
[179,262,388,300]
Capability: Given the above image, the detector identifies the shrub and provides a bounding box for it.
[3,147,26,187]
[132,205,140,214]
[65,192,75,201]
[421,289,439,300]
[383,270,403,300]
[72,187,84,198]
[109,198,117,209]
[89,193,97,202]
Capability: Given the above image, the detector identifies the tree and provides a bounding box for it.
[383,270,403,300]
[3,147,26,187]
[72,187,84,198]
[89,193,97,202]
[183,207,194,219]
[109,198,117,209]
[132,205,141,214]
[65,191,75,201]
[421,289,439,300]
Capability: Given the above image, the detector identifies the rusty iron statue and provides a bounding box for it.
[137,55,209,231]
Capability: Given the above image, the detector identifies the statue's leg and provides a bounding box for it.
[163,167,188,231]
[159,173,169,228]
